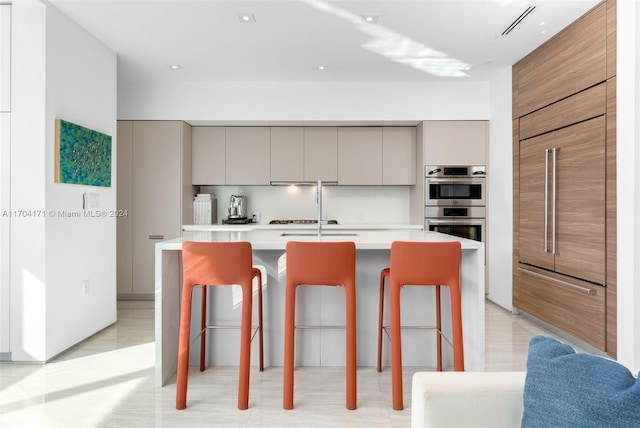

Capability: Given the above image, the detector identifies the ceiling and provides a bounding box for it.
[46,0,601,84]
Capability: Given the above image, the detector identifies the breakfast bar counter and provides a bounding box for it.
[155,230,485,386]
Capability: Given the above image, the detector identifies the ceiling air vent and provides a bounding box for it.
[501,5,536,36]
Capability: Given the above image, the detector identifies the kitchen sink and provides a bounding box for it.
[280,232,359,237]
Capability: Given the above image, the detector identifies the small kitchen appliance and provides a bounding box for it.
[223,195,251,224]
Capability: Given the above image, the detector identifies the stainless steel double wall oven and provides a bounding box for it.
[425,165,486,243]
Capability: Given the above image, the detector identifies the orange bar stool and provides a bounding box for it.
[377,241,464,411]
[175,241,263,411]
[283,241,357,410]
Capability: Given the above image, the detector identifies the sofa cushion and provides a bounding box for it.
[521,335,640,428]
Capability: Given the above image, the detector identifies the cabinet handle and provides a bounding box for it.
[544,149,549,253]
[149,235,165,240]
[551,147,559,255]
[517,267,597,295]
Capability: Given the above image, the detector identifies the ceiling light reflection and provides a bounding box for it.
[301,0,470,77]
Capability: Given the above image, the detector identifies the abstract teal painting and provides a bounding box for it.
[55,119,112,187]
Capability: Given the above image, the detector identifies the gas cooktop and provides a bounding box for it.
[269,219,338,225]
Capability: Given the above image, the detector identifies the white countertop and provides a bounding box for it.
[162,229,482,251]
[183,223,424,232]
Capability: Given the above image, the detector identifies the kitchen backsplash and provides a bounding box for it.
[199,185,411,225]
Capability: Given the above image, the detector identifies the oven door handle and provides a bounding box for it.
[426,219,485,225]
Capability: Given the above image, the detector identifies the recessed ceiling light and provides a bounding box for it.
[237,12,256,23]
[361,14,379,23]
[316,65,328,71]
[169,64,182,70]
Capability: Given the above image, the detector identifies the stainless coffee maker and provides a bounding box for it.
[228,195,246,219]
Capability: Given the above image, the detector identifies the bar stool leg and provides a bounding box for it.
[176,284,194,410]
[450,284,465,371]
[345,283,357,410]
[200,286,207,372]
[435,285,442,372]
[377,268,388,372]
[389,279,404,411]
[257,272,264,372]
[283,282,297,410]
[237,281,253,410]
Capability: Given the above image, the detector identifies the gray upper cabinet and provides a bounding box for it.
[270,127,304,182]
[423,121,488,166]
[304,127,338,182]
[338,127,383,185]
[190,125,416,186]
[383,127,417,185]
[192,127,225,185]
[225,127,271,185]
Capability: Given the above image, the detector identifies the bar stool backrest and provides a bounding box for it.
[286,241,356,286]
[389,241,461,286]
[182,241,254,287]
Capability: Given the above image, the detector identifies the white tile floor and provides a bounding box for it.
[0,300,605,428]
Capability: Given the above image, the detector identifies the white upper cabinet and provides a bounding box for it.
[0,6,10,112]
[192,127,225,185]
[270,127,304,182]
[383,127,417,185]
[225,127,271,185]
[338,127,383,185]
[423,121,488,166]
[304,127,338,182]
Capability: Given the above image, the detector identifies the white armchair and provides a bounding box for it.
[411,371,526,428]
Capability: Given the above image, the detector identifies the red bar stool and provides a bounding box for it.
[175,241,263,411]
[283,241,357,410]
[377,241,464,411]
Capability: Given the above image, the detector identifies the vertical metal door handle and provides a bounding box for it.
[544,149,549,253]
[552,148,559,255]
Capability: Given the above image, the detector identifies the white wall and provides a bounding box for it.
[9,1,117,361]
[118,81,490,122]
[0,5,11,356]
[616,0,640,371]
[486,67,514,310]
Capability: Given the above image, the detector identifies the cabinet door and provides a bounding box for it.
[132,121,182,295]
[225,127,270,185]
[423,121,488,166]
[519,134,555,271]
[271,127,303,182]
[383,127,416,185]
[519,117,606,284]
[338,127,382,185]
[304,127,337,181]
[116,121,133,295]
[554,117,605,284]
[192,127,225,185]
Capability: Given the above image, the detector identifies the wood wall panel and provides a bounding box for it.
[512,1,615,355]
[606,0,617,79]
[519,83,606,140]
[514,3,606,116]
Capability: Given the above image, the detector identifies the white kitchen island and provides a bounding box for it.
[155,230,484,387]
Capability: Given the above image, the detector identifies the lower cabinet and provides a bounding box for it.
[514,266,606,350]
[117,120,194,297]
